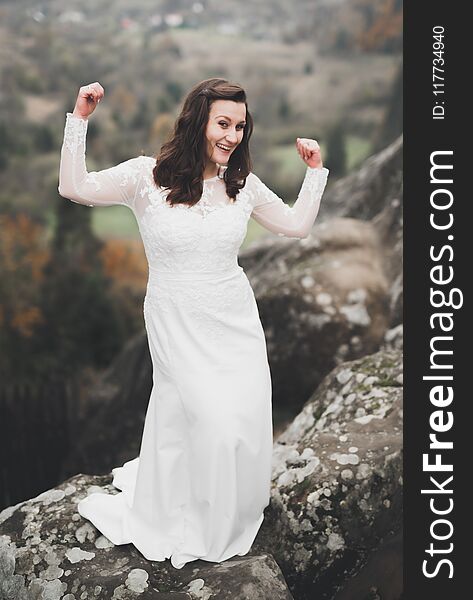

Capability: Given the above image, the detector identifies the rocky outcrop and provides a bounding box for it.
[317,133,403,329]
[239,135,404,415]
[0,348,402,600]
[254,349,403,600]
[0,483,293,600]
[371,191,403,328]
[0,137,404,599]
[381,324,403,353]
[319,135,402,222]
[242,218,391,413]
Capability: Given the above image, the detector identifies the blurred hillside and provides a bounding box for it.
[0,0,402,48]
[0,0,402,383]
[0,0,402,226]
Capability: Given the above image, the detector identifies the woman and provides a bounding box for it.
[58,77,329,569]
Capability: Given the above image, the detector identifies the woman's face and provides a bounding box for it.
[204,99,247,167]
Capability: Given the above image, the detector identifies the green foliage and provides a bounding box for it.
[334,30,352,53]
[131,97,153,129]
[278,95,291,120]
[156,95,172,113]
[35,198,127,378]
[165,80,184,104]
[373,60,403,152]
[11,63,45,94]
[325,122,348,177]
[0,122,12,170]
[32,124,55,152]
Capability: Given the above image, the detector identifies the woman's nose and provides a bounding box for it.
[225,130,238,143]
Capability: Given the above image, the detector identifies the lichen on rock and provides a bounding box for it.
[260,349,402,599]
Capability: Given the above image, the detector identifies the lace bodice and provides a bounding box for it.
[58,112,329,273]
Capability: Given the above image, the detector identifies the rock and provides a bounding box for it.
[239,136,404,414]
[0,480,294,600]
[254,349,403,600]
[321,134,403,329]
[371,194,403,329]
[242,217,391,412]
[332,529,402,600]
[380,324,403,353]
[320,135,403,222]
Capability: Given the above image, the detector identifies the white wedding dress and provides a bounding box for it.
[58,112,329,569]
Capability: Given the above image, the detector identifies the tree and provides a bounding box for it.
[278,94,291,120]
[0,213,48,382]
[325,122,347,177]
[36,195,127,379]
[356,0,403,53]
[373,60,403,152]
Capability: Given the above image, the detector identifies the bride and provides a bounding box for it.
[58,77,329,569]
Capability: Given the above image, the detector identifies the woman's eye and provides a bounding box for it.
[219,122,244,130]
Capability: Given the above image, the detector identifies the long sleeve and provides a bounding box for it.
[58,112,148,210]
[247,166,329,238]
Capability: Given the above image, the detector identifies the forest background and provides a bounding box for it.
[0,0,402,413]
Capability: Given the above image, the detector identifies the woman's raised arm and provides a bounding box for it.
[247,165,329,238]
[58,82,147,210]
[247,136,329,238]
[58,112,149,209]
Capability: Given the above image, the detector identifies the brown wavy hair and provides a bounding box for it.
[152,78,254,207]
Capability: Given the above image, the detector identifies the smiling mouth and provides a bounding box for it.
[216,143,234,152]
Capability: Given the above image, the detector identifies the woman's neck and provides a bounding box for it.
[203,163,222,180]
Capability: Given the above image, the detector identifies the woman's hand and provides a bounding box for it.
[296,137,323,169]
[72,82,105,120]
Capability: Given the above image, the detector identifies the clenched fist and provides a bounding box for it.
[296,137,324,169]
[72,82,105,120]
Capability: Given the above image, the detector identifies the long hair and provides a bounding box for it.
[152,78,254,207]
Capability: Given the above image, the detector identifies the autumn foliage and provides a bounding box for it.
[100,239,148,289]
[356,0,403,53]
[0,213,48,337]
[0,211,147,382]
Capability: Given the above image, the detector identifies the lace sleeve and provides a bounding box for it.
[246,166,329,238]
[58,112,147,210]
